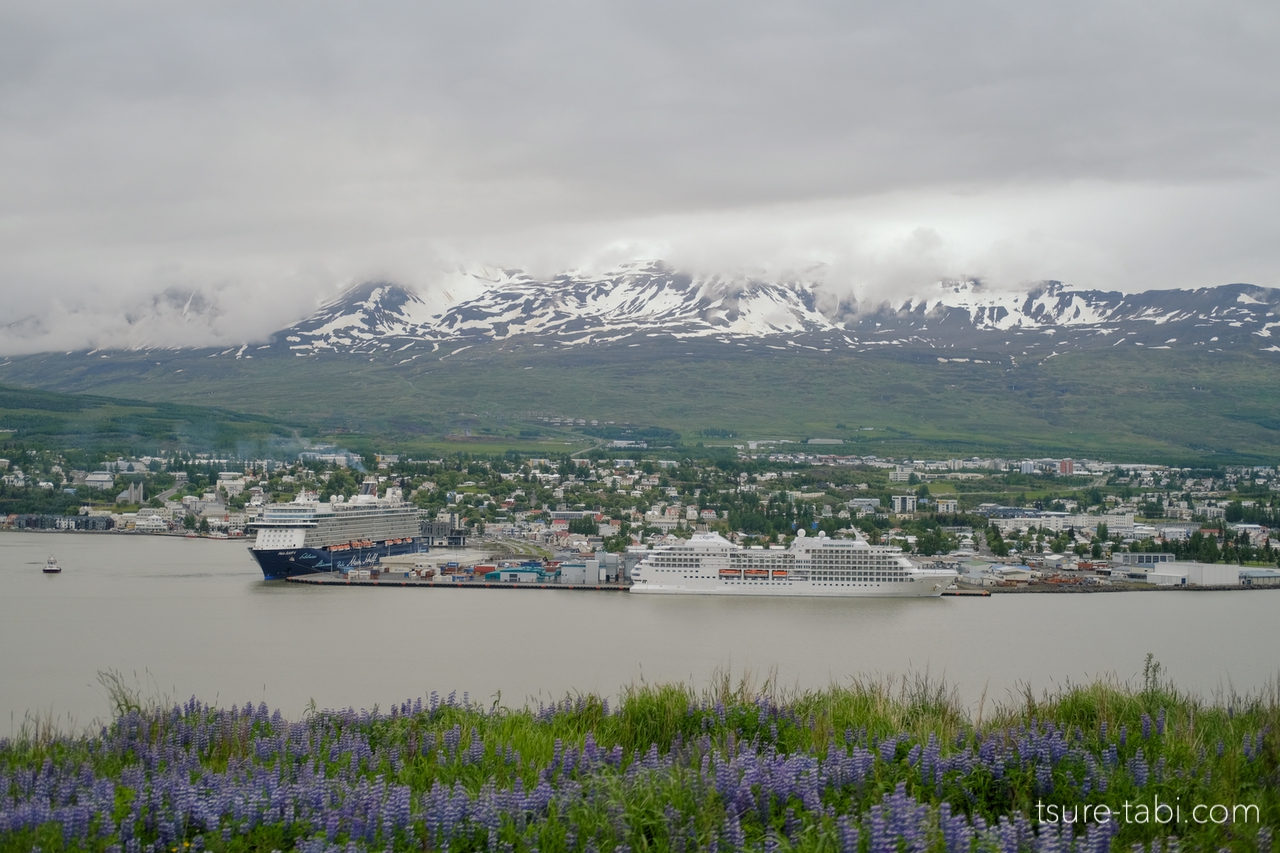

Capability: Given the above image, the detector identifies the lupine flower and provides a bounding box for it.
[1,691,1272,853]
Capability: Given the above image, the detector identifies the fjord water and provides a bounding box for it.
[3,531,1278,729]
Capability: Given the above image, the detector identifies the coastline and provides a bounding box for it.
[976,581,1280,594]
[10,529,1275,593]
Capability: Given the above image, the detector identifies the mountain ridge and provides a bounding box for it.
[256,262,1280,361]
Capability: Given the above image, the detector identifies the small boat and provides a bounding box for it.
[43,555,61,574]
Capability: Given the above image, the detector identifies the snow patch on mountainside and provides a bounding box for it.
[267,263,1280,358]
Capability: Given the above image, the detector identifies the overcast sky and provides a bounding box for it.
[1,1,1277,353]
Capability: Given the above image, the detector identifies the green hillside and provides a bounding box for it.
[0,383,308,457]
[2,341,1278,463]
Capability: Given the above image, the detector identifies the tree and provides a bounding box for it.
[1193,532,1220,564]
[183,513,197,530]
[603,531,632,553]
[320,467,358,501]
[914,529,953,556]
[568,516,598,536]
[986,526,1010,558]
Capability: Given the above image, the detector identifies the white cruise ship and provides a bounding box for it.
[629,530,957,597]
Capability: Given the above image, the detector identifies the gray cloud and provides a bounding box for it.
[1,1,1277,353]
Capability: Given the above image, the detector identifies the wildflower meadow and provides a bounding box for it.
[1,663,1276,852]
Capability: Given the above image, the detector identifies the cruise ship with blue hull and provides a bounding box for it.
[251,537,426,580]
[248,483,426,580]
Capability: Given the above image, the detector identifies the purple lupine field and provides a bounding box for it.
[2,671,1276,852]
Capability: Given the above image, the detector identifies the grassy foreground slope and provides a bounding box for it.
[1,669,1276,851]
[3,342,1279,462]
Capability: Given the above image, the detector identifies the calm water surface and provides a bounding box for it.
[3,531,1277,728]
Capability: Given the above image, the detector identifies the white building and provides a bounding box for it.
[85,471,116,490]
[993,512,1135,537]
[133,515,170,533]
[1134,562,1239,587]
[1186,563,1241,586]
[219,478,248,497]
[891,495,917,514]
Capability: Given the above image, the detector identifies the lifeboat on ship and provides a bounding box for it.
[743,569,769,578]
[772,570,789,579]
[719,569,742,579]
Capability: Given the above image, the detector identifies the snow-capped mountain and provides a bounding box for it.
[278,264,831,354]
[262,262,1280,359]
